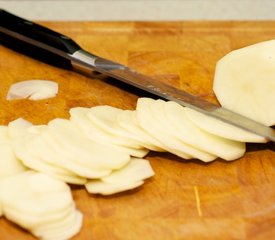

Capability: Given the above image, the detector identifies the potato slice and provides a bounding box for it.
[185,107,267,143]
[213,40,275,126]
[2,201,75,230]
[0,126,9,144]
[32,210,83,240]
[47,118,131,170]
[85,179,144,195]
[1,171,73,214]
[12,135,85,184]
[1,171,75,222]
[85,158,154,195]
[0,171,82,239]
[8,118,33,139]
[0,123,27,178]
[101,158,154,184]
[6,80,58,101]
[70,107,149,158]
[40,130,111,179]
[136,98,215,161]
[8,118,82,183]
[87,105,145,149]
[0,143,27,179]
[116,110,166,151]
[164,101,246,161]
[0,181,3,217]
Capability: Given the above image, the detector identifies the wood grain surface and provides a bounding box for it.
[0,21,275,240]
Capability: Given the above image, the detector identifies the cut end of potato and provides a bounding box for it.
[213,40,275,126]
[6,80,58,101]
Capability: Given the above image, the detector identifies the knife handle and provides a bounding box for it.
[0,9,81,68]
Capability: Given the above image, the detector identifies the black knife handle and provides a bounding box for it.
[0,9,82,68]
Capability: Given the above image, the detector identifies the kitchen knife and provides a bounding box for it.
[0,9,274,142]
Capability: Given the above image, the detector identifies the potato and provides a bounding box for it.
[136,98,217,161]
[213,40,275,126]
[85,158,154,195]
[163,101,246,161]
[116,110,166,151]
[70,107,149,158]
[0,171,82,240]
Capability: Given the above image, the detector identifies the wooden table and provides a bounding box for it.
[0,21,274,240]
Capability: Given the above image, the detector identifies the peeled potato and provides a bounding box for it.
[213,40,275,126]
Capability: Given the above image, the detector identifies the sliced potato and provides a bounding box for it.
[12,133,87,184]
[70,107,149,158]
[101,158,154,184]
[213,40,275,126]
[1,171,73,215]
[164,100,246,161]
[6,80,58,101]
[8,118,33,139]
[85,179,144,195]
[40,130,111,179]
[47,118,131,170]
[2,202,74,230]
[0,171,82,239]
[0,126,9,144]
[1,171,76,224]
[32,210,83,240]
[136,98,216,161]
[185,107,267,142]
[85,158,154,195]
[116,110,166,151]
[0,143,27,179]
[87,105,145,149]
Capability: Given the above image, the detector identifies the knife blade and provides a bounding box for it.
[0,9,274,142]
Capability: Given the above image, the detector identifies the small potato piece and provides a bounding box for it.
[6,80,58,101]
[85,180,144,195]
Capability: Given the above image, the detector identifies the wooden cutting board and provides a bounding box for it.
[0,21,274,240]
